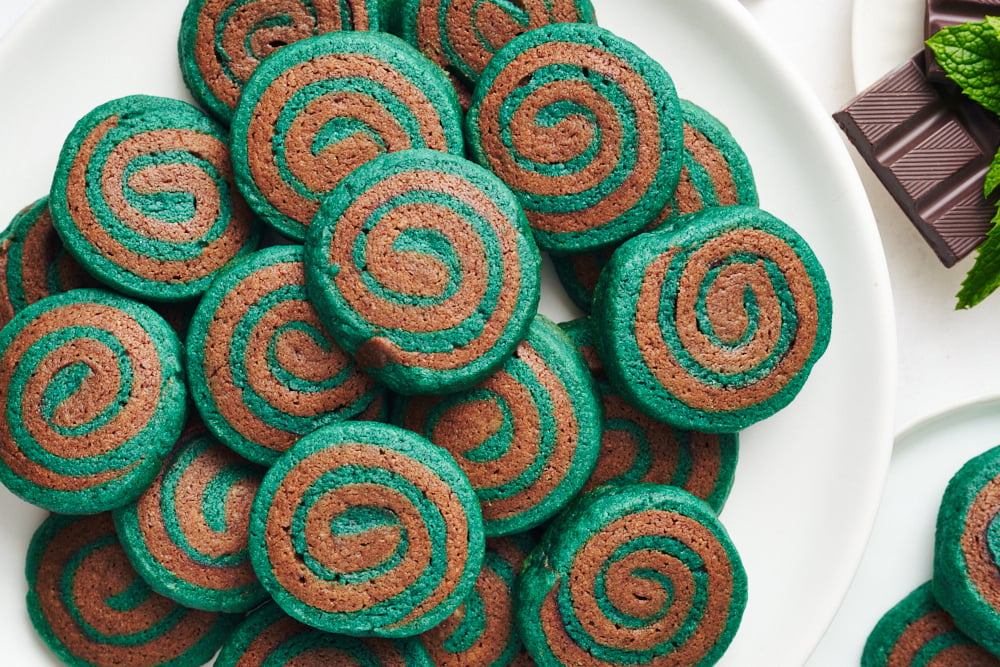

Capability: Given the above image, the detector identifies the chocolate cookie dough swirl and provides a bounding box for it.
[305,149,541,395]
[216,602,434,666]
[188,245,383,466]
[466,23,684,254]
[0,289,187,514]
[862,582,1000,667]
[393,315,601,535]
[560,317,738,512]
[416,534,535,666]
[113,426,267,613]
[49,95,260,302]
[249,421,485,637]
[231,31,465,241]
[517,485,747,667]
[593,206,833,433]
[179,0,382,123]
[26,513,239,667]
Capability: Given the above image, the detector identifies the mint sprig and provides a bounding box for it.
[927,17,1000,308]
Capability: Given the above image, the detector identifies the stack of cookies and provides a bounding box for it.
[0,0,833,665]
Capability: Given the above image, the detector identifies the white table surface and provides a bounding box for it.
[0,0,989,664]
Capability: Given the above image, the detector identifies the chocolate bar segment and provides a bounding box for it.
[835,52,1000,266]
[925,0,1000,81]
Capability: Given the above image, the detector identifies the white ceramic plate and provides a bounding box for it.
[807,397,1000,665]
[852,0,924,91]
[0,0,895,664]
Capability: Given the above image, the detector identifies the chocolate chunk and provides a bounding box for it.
[834,52,1000,266]
[925,0,1000,82]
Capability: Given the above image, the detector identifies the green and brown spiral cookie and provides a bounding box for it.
[249,421,485,637]
[934,444,1000,658]
[215,601,434,666]
[49,95,261,302]
[26,512,239,667]
[466,23,684,254]
[0,289,187,514]
[393,314,601,535]
[231,31,465,241]
[179,0,382,124]
[862,581,1000,666]
[593,205,833,433]
[187,245,383,466]
[552,99,759,312]
[416,533,535,665]
[517,484,747,666]
[305,149,541,395]
[112,422,267,613]
[559,317,737,511]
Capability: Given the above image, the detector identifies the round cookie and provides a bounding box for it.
[216,602,434,666]
[393,314,601,535]
[230,30,465,241]
[187,245,384,466]
[249,421,485,637]
[934,443,1000,657]
[305,148,541,395]
[0,216,15,329]
[113,422,267,613]
[517,484,747,666]
[466,23,684,254]
[862,581,1000,666]
[49,95,261,302]
[26,512,239,667]
[552,99,759,312]
[592,205,833,433]
[416,533,535,666]
[0,289,187,514]
[179,0,382,124]
[560,317,738,511]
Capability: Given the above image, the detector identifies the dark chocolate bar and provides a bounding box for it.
[834,52,1000,266]
[925,0,1000,82]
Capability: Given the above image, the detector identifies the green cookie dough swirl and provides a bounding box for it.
[113,424,267,613]
[466,23,684,253]
[0,289,187,514]
[593,205,833,433]
[393,315,601,535]
[249,421,485,637]
[187,245,384,466]
[559,317,738,512]
[862,581,1000,667]
[416,533,535,666]
[231,31,465,241]
[552,99,759,312]
[49,95,261,302]
[179,0,382,123]
[215,601,434,666]
[305,149,541,395]
[517,484,747,666]
[26,513,240,667]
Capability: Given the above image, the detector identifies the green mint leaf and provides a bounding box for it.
[986,147,1000,197]
[927,19,1000,116]
[957,205,1000,308]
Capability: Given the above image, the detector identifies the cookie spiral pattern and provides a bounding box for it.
[179,0,381,123]
[593,206,832,432]
[231,31,465,240]
[393,315,601,534]
[517,484,747,666]
[26,513,239,667]
[305,149,541,395]
[862,582,1000,667]
[466,23,684,253]
[215,602,434,666]
[249,421,485,637]
[188,245,383,465]
[113,424,267,613]
[0,289,187,514]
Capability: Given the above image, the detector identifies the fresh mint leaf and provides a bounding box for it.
[927,19,1000,116]
[986,147,1000,197]
[957,205,1000,308]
